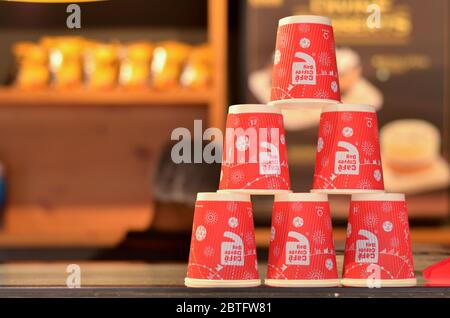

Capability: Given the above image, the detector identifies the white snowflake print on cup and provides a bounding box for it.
[382,202,393,213]
[204,211,218,225]
[341,112,353,122]
[273,246,281,257]
[383,221,393,233]
[331,81,338,93]
[280,134,285,145]
[322,121,332,136]
[203,246,214,257]
[195,225,207,242]
[230,169,244,185]
[346,223,352,237]
[293,216,304,228]
[228,217,239,228]
[226,202,238,212]
[300,37,311,48]
[270,226,276,241]
[342,126,353,138]
[291,202,303,212]
[325,258,334,271]
[235,135,250,152]
[373,169,382,182]
[274,50,281,65]
[361,141,375,156]
[316,206,324,217]
[317,137,324,153]
[318,52,331,66]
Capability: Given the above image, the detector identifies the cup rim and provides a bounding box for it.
[228,104,280,114]
[279,15,332,27]
[275,192,328,202]
[351,193,405,202]
[269,98,340,109]
[196,192,251,202]
[322,104,376,113]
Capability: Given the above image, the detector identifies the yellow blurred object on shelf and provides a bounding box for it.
[151,41,191,90]
[11,37,212,91]
[180,44,213,89]
[119,42,153,88]
[13,42,49,89]
[84,42,120,90]
[41,36,85,88]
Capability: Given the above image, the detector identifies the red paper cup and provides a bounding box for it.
[269,15,340,109]
[341,193,416,287]
[219,104,291,195]
[312,104,384,194]
[266,193,339,287]
[185,192,260,287]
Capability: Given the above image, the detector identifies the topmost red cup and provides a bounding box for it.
[269,15,341,109]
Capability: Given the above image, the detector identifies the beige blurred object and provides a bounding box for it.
[381,119,450,194]
[41,36,85,88]
[248,66,322,131]
[13,42,49,89]
[151,41,191,90]
[337,47,383,111]
[180,44,212,89]
[84,42,120,90]
[119,42,153,88]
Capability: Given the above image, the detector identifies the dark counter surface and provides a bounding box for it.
[0,246,449,298]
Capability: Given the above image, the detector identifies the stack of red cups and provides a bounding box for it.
[186,103,292,287]
[185,14,416,288]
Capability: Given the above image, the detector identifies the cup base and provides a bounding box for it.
[340,278,417,288]
[265,278,340,288]
[185,277,261,288]
[269,98,339,109]
[218,189,292,195]
[311,189,385,195]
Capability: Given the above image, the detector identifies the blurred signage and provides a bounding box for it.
[295,0,412,44]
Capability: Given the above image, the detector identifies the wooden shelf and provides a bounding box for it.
[0,205,153,247]
[0,88,212,107]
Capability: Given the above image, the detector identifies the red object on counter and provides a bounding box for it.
[423,257,450,286]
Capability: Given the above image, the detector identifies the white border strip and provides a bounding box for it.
[185,278,261,288]
[279,15,332,26]
[311,189,384,195]
[196,192,251,202]
[340,278,416,287]
[228,104,280,114]
[218,189,292,195]
[322,104,375,113]
[275,192,328,202]
[265,278,339,287]
[351,193,405,202]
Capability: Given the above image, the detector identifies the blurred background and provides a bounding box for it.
[0,0,448,262]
